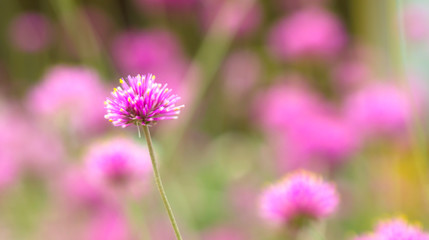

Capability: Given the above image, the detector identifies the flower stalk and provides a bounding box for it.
[142,125,183,240]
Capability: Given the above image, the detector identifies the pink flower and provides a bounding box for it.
[277,113,358,169]
[27,65,108,137]
[344,83,413,138]
[252,80,327,133]
[9,12,53,52]
[268,8,346,60]
[260,170,339,226]
[375,218,429,240]
[84,137,151,190]
[105,74,184,127]
[353,218,429,240]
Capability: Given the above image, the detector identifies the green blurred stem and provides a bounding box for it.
[142,125,183,240]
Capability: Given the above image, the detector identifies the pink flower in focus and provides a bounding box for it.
[260,170,339,226]
[84,137,151,191]
[200,0,262,37]
[27,65,108,137]
[104,74,184,127]
[344,83,413,138]
[9,12,53,53]
[268,8,346,60]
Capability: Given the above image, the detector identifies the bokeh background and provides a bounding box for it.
[1,0,429,239]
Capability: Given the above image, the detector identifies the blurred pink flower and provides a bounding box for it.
[27,65,108,137]
[202,227,245,240]
[333,59,370,89]
[344,83,413,138]
[268,8,346,60]
[403,4,429,42]
[200,0,262,37]
[252,80,327,133]
[260,170,339,226]
[375,218,429,240]
[354,218,429,240]
[9,12,53,53]
[276,113,358,170]
[84,137,151,193]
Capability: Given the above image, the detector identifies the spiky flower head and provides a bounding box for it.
[104,73,184,128]
[259,170,339,228]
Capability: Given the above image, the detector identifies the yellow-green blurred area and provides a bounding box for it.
[1,0,429,239]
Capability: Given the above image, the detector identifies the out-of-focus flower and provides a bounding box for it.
[260,170,339,227]
[252,80,327,133]
[375,218,429,240]
[353,218,429,240]
[275,113,358,170]
[222,50,261,101]
[202,227,245,240]
[200,0,262,37]
[84,137,151,193]
[27,65,107,137]
[403,4,429,42]
[268,8,346,60]
[333,59,370,90]
[134,0,197,12]
[344,83,413,138]
[9,12,53,53]
[105,74,184,127]
[85,209,131,240]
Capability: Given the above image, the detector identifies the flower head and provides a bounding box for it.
[260,170,339,227]
[104,74,184,127]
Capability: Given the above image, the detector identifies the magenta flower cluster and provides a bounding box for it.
[259,170,339,226]
[104,73,184,128]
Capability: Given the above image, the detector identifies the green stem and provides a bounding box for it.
[142,125,183,240]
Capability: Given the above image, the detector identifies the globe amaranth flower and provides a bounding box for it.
[353,218,429,240]
[260,170,339,227]
[104,74,184,127]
